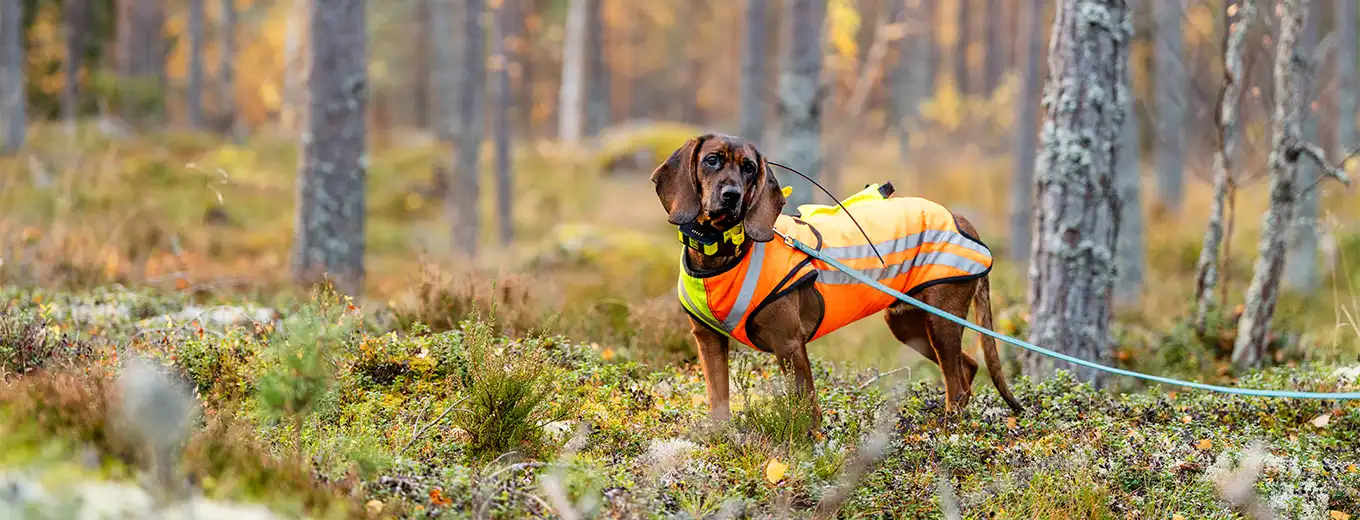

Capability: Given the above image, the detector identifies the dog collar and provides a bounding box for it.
[678,222,745,256]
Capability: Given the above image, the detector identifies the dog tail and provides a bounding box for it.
[974,275,1024,413]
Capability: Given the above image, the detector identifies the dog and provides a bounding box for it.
[651,133,1023,429]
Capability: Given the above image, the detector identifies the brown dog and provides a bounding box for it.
[651,133,1023,429]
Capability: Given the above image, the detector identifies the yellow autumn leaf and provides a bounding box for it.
[765,458,789,484]
[1310,414,1331,428]
[1173,514,1186,520]
[690,394,705,407]
[1181,415,1193,424]
[1331,511,1351,520]
[1196,439,1212,451]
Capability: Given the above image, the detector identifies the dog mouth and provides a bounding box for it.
[699,208,740,227]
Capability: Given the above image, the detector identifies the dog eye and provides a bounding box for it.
[704,154,721,168]
[741,161,756,175]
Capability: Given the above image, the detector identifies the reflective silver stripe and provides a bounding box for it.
[679,280,730,334]
[815,251,988,285]
[723,241,766,331]
[819,228,990,260]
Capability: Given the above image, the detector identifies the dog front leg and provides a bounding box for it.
[774,340,822,431]
[691,320,732,422]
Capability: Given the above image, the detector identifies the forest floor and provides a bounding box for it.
[1,122,1359,518]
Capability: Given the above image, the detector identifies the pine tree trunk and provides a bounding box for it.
[0,0,22,154]
[1193,0,1255,334]
[219,0,238,136]
[430,0,460,141]
[954,0,971,94]
[1337,0,1358,158]
[291,0,367,296]
[1025,0,1131,386]
[412,0,431,130]
[449,0,486,259]
[1008,0,1045,263]
[739,0,768,143]
[1232,0,1310,370]
[186,0,205,129]
[982,0,1002,94]
[775,0,826,209]
[1115,78,1144,306]
[557,0,586,145]
[494,0,515,247]
[891,0,932,163]
[1283,0,1323,294]
[62,0,88,128]
[1154,0,1186,215]
[583,0,609,137]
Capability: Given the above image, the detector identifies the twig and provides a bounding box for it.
[857,366,912,390]
[1290,140,1356,196]
[400,396,470,454]
[811,395,901,519]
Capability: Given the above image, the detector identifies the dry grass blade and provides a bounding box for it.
[1213,440,1280,520]
[811,395,900,519]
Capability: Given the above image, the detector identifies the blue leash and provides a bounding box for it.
[777,231,1360,401]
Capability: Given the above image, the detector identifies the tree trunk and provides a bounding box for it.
[891,0,932,163]
[412,0,431,130]
[739,0,768,143]
[281,0,307,132]
[449,0,486,259]
[1154,0,1186,215]
[1115,74,1144,306]
[1337,0,1357,159]
[954,0,970,93]
[62,0,89,128]
[494,0,515,247]
[1282,0,1323,294]
[1024,0,1131,386]
[557,0,586,145]
[583,0,609,137]
[0,0,23,154]
[982,0,1002,94]
[775,0,827,209]
[186,0,205,129]
[115,0,167,123]
[1231,0,1310,370]
[291,0,367,297]
[430,0,460,141]
[1193,0,1256,334]
[1008,0,1045,263]
[219,0,238,136]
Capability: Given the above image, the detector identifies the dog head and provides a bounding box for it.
[650,133,785,242]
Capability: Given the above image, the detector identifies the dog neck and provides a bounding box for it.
[683,240,752,275]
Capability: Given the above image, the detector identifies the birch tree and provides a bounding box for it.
[493,0,515,247]
[775,0,826,210]
[449,0,486,258]
[1232,0,1352,369]
[186,0,206,129]
[1025,0,1131,385]
[1008,0,1045,263]
[0,0,22,155]
[1282,0,1323,294]
[1337,0,1357,160]
[739,0,768,143]
[1192,0,1255,334]
[1154,0,1187,215]
[557,0,586,145]
[291,0,368,296]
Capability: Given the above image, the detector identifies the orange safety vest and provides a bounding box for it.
[677,185,994,352]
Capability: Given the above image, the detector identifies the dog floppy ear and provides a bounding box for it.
[651,135,709,225]
[743,154,785,242]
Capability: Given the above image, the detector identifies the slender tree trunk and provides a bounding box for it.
[412,0,431,130]
[891,0,931,163]
[1337,0,1357,158]
[62,0,89,129]
[1154,0,1187,215]
[449,0,486,258]
[291,0,367,296]
[281,0,307,132]
[1024,0,1131,386]
[186,0,205,129]
[954,0,970,93]
[494,0,515,247]
[583,0,609,137]
[430,0,460,141]
[1283,0,1323,293]
[1115,74,1144,305]
[1008,0,1045,263]
[557,0,586,145]
[1232,0,1310,370]
[219,0,237,136]
[775,0,827,209]
[0,0,22,154]
[1193,0,1256,334]
[983,0,1002,94]
[739,0,768,143]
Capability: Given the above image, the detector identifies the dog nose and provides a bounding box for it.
[720,186,741,205]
